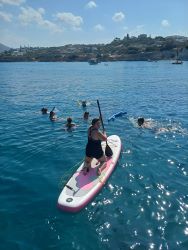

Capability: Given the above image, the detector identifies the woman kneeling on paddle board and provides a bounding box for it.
[83,118,107,175]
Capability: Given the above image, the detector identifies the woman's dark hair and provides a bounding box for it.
[41,107,48,114]
[92,118,100,125]
[67,117,72,123]
[82,101,86,107]
[50,111,55,116]
[84,112,89,118]
[138,117,144,126]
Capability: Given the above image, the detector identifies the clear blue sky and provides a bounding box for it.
[0,0,187,48]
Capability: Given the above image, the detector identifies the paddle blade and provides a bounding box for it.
[105,143,113,157]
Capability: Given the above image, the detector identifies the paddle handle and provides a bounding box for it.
[97,100,105,132]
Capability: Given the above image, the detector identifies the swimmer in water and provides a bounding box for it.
[82,101,87,108]
[137,117,187,135]
[49,107,57,121]
[41,107,48,114]
[137,117,154,129]
[65,117,76,129]
[83,111,89,120]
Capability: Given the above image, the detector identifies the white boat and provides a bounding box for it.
[88,58,98,65]
[172,48,183,64]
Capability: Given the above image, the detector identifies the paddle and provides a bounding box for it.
[97,100,113,157]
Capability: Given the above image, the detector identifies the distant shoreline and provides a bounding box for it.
[0,59,187,63]
[1,34,188,62]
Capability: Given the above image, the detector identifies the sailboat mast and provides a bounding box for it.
[176,48,179,60]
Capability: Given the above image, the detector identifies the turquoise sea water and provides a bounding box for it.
[0,61,188,250]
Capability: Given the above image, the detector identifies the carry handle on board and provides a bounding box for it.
[97,100,113,157]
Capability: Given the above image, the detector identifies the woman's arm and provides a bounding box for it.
[97,131,107,141]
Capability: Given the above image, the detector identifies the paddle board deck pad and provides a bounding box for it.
[57,135,121,212]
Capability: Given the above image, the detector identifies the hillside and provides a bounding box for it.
[0,43,10,53]
[0,35,188,62]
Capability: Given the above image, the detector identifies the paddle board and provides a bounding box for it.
[57,135,121,212]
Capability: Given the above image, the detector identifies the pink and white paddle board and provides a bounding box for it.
[57,135,121,212]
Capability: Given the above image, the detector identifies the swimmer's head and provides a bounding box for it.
[49,111,55,117]
[138,117,144,126]
[82,101,86,107]
[41,107,48,114]
[84,111,89,119]
[67,117,72,123]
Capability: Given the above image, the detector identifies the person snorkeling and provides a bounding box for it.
[82,118,107,176]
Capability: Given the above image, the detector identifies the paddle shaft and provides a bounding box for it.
[50,106,55,113]
[97,100,113,157]
[97,100,105,132]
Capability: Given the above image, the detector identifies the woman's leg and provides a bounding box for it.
[82,156,92,175]
[97,155,107,175]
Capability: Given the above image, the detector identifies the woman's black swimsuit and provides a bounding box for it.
[86,127,103,159]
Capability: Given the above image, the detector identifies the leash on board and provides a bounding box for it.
[59,157,85,189]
